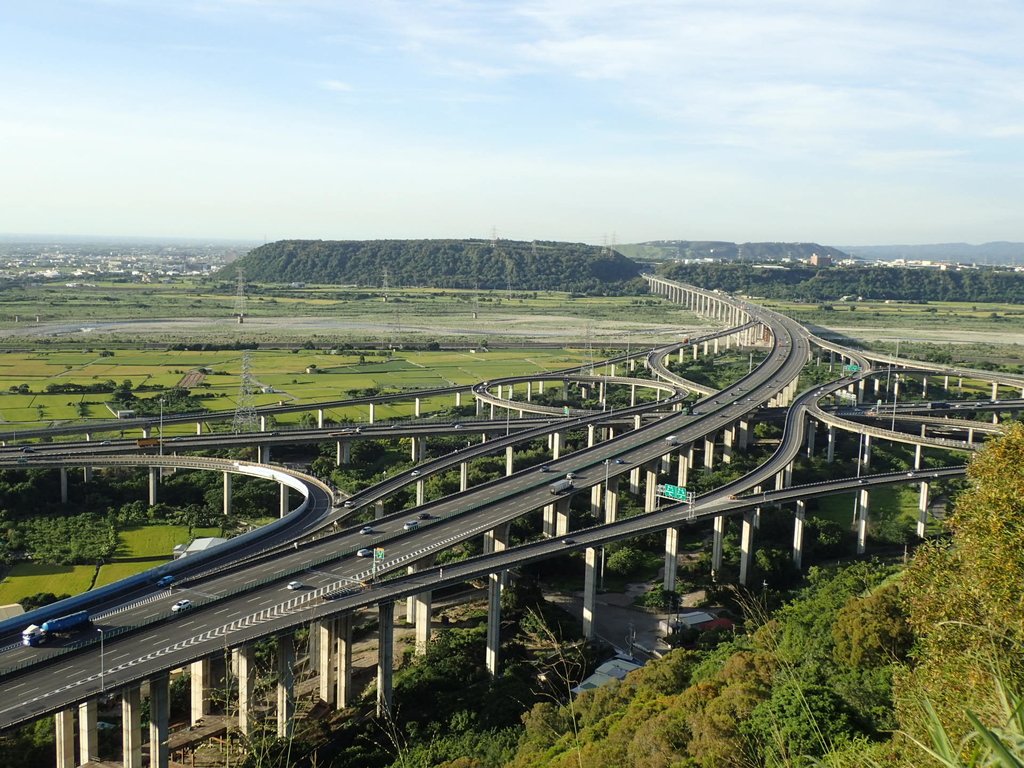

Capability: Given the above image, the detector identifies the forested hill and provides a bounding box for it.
[658,261,1024,302]
[218,239,644,293]
[619,240,849,262]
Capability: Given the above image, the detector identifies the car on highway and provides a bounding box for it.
[615,458,625,464]
[360,526,374,535]
[410,470,421,477]
[417,512,432,520]
[403,520,419,531]
[565,472,576,479]
[539,465,550,473]
[343,500,354,508]
[357,548,373,557]
[562,538,575,546]
[171,599,192,613]
[454,424,464,429]
[287,581,303,590]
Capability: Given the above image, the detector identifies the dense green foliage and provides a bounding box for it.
[622,240,847,263]
[657,262,1024,302]
[218,239,644,293]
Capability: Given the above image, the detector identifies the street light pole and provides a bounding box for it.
[97,627,105,692]
[159,397,165,457]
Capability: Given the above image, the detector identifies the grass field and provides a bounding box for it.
[0,564,97,605]
[0,525,225,605]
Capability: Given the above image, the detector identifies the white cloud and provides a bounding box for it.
[320,79,353,92]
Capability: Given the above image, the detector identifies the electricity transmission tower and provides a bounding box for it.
[234,270,247,324]
[231,351,258,433]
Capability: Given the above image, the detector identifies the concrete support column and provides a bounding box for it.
[122,686,143,768]
[552,431,563,460]
[60,467,68,504]
[645,468,659,513]
[630,384,636,406]
[317,408,325,428]
[591,481,603,517]
[78,701,98,765]
[663,527,679,592]
[722,425,735,464]
[917,481,931,539]
[149,673,170,768]
[375,499,385,520]
[279,483,290,517]
[587,424,596,448]
[197,421,203,435]
[149,466,158,505]
[416,478,425,506]
[190,657,211,725]
[55,709,74,768]
[712,515,726,572]
[142,427,151,438]
[411,436,425,462]
[368,402,376,423]
[258,444,271,464]
[857,489,870,554]
[318,618,338,706]
[703,434,716,470]
[259,415,268,432]
[377,602,395,718]
[542,503,555,537]
[805,420,816,458]
[485,572,503,676]
[459,461,469,492]
[526,382,532,401]
[605,476,619,524]
[414,581,433,655]
[505,445,514,476]
[793,500,806,570]
[582,546,598,640]
[277,634,296,739]
[826,426,836,463]
[738,510,756,587]
[992,381,999,400]
[677,449,689,488]
[455,390,463,407]
[555,497,570,537]
[336,440,351,465]
[223,471,233,515]
[338,613,354,708]
[234,644,255,735]
[414,397,421,417]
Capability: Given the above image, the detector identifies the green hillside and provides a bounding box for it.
[218,239,645,294]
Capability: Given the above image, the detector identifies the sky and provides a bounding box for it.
[2,1,1023,246]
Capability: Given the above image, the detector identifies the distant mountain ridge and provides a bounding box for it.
[217,238,644,293]
[841,242,1024,264]
[618,240,849,262]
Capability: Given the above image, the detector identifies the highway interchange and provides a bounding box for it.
[0,277,1016,734]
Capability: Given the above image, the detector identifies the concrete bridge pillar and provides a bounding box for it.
[703,433,716,470]
[555,496,571,537]
[857,489,870,554]
[317,618,338,706]
[375,499,385,519]
[142,427,151,438]
[861,434,872,472]
[552,431,563,460]
[317,408,325,429]
[738,510,756,587]
[505,445,514,476]
[712,515,726,572]
[416,478,426,506]
[992,381,999,400]
[60,467,68,504]
[190,657,211,725]
[722,425,735,464]
[805,419,816,458]
[336,439,351,465]
[258,443,271,464]
[629,384,636,406]
[122,685,143,768]
[826,426,836,463]
[280,483,290,517]
[605,475,619,524]
[411,436,425,462]
[664,527,679,592]
[587,424,596,448]
[149,466,159,505]
[83,466,93,482]
[645,468,659,513]
[337,613,354,707]
[582,546,598,640]
[486,570,503,676]
[460,461,469,492]
[259,415,268,432]
[738,420,750,451]
[368,402,376,423]
[197,421,204,434]
[414,397,421,417]
[277,634,296,739]
[79,700,98,765]
[55,709,74,768]
[455,390,463,407]
[591,481,603,518]
[149,672,170,768]
[917,481,931,539]
[677,448,689,488]
[543,503,555,537]
[234,644,256,735]
[793,499,806,570]
[223,471,232,515]
[377,602,395,718]
[629,465,641,495]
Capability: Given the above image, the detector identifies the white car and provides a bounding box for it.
[287,581,303,590]
[360,526,374,535]
[411,470,421,477]
[357,548,373,557]
[403,520,419,531]
[171,599,192,613]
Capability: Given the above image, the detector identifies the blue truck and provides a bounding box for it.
[22,611,92,647]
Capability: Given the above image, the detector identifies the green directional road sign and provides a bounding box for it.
[844,364,861,372]
[658,483,688,501]
[374,547,386,560]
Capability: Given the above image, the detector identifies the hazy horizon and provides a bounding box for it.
[3,2,1022,245]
